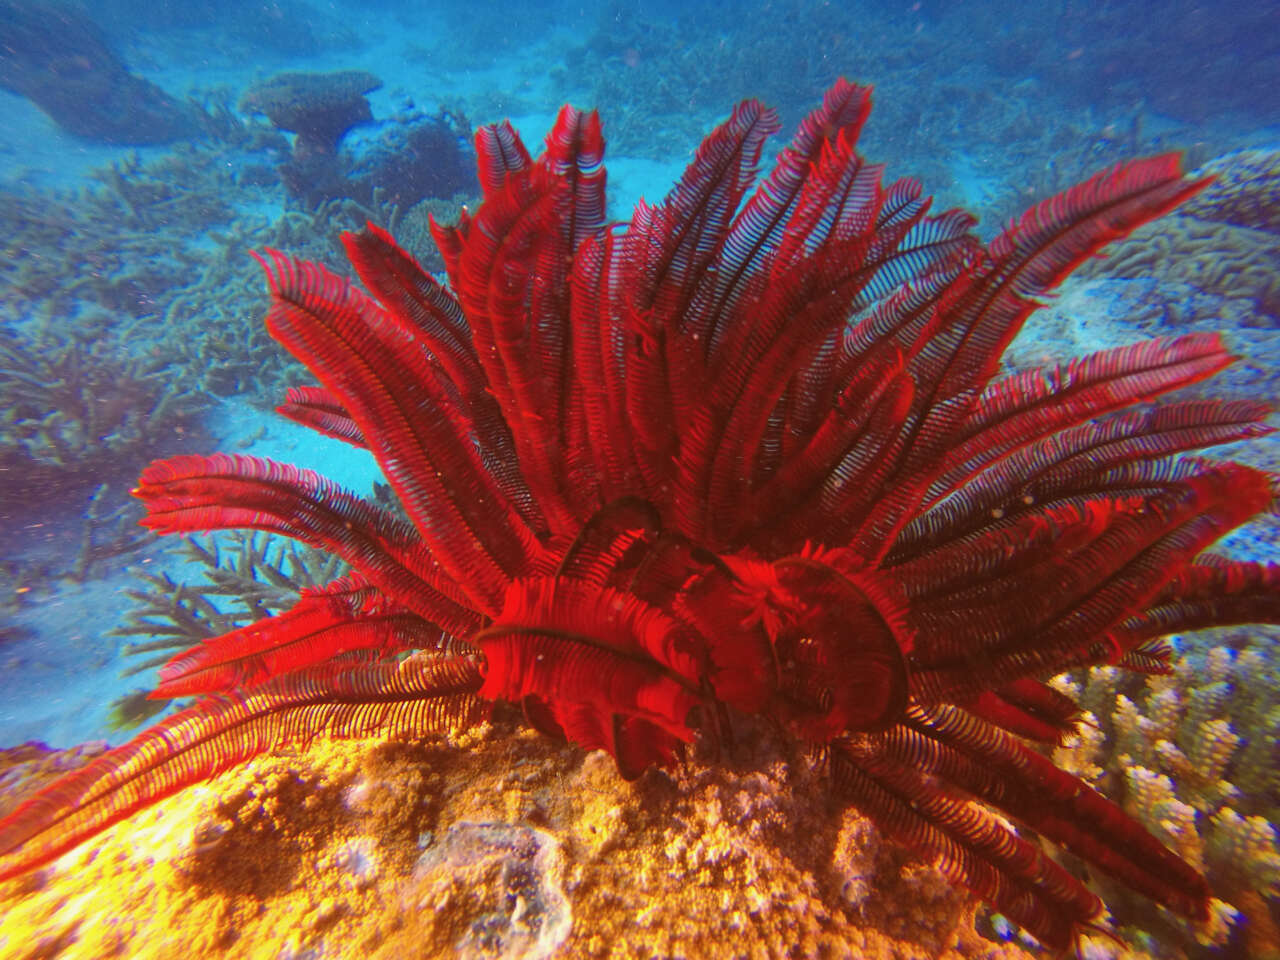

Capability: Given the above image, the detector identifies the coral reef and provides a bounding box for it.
[0,482,156,627]
[390,193,476,275]
[114,531,351,677]
[0,124,414,414]
[2,79,1276,958]
[973,0,1280,125]
[557,2,876,159]
[345,106,477,209]
[551,1,1269,236]
[0,156,234,319]
[239,72,477,211]
[1181,150,1280,236]
[0,323,207,502]
[410,820,571,959]
[239,70,382,156]
[0,741,109,821]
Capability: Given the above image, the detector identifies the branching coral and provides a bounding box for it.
[1,127,438,411]
[1053,641,1280,955]
[0,323,207,497]
[105,531,351,731]
[0,150,238,317]
[114,531,351,675]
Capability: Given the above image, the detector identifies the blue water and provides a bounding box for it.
[0,0,1277,956]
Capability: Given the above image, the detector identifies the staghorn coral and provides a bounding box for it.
[114,531,350,677]
[1,146,241,317]
[0,118,347,409]
[0,323,207,498]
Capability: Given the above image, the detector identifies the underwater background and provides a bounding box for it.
[0,1,1278,957]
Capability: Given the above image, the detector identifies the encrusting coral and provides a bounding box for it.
[239,70,383,158]
[1182,150,1280,236]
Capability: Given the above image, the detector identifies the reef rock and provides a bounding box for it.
[405,821,571,959]
[0,721,1044,959]
[0,0,196,144]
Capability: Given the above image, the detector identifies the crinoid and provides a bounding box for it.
[2,80,1277,951]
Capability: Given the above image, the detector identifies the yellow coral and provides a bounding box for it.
[1124,766,1205,873]
[1205,809,1280,897]
[1063,641,1280,955]
[1185,718,1239,792]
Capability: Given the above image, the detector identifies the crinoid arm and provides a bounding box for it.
[0,655,486,881]
[275,385,366,448]
[832,701,1213,951]
[150,574,446,698]
[134,452,484,638]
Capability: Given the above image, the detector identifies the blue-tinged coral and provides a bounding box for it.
[1080,149,1280,328]
[0,323,207,500]
[239,70,477,210]
[239,70,384,206]
[113,531,351,676]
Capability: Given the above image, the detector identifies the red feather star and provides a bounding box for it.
[2,79,1278,950]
